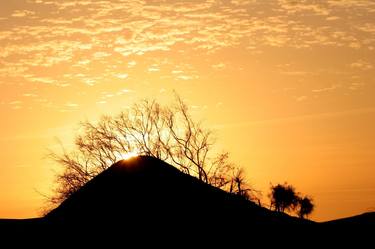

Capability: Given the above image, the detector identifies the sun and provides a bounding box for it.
[120,151,139,160]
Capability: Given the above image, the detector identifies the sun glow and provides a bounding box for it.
[120,151,139,160]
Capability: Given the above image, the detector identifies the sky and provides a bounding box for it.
[0,0,374,221]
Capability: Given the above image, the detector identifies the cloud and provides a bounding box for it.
[212,63,226,70]
[1,0,375,111]
[8,100,23,110]
[1,0,374,79]
[172,70,183,74]
[281,71,310,76]
[115,73,129,79]
[97,88,135,104]
[93,52,111,58]
[296,96,307,102]
[148,66,160,72]
[9,101,23,105]
[215,107,375,129]
[348,82,365,91]
[26,76,57,84]
[358,23,375,33]
[312,84,340,93]
[119,89,134,94]
[327,0,375,8]
[350,60,373,70]
[326,16,340,21]
[278,0,330,16]
[23,93,38,97]
[11,10,35,17]
[127,61,137,68]
[65,102,79,108]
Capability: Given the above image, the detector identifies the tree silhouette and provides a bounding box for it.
[269,183,299,213]
[228,168,261,203]
[297,196,314,219]
[269,183,315,218]
[49,94,251,205]
[230,169,249,199]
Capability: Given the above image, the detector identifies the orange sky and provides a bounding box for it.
[0,0,374,221]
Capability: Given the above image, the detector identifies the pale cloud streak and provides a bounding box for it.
[215,107,375,129]
[350,60,373,70]
[11,10,35,17]
[312,85,340,93]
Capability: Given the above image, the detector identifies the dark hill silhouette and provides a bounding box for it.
[323,212,375,226]
[0,156,373,244]
[45,156,307,229]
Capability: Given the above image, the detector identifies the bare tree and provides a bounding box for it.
[49,95,252,206]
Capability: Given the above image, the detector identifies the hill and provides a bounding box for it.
[1,156,373,244]
[45,155,307,229]
[323,212,375,226]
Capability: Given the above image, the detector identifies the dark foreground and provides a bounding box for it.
[0,156,373,243]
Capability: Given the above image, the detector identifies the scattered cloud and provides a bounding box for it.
[8,100,23,110]
[120,89,134,94]
[148,67,160,72]
[64,102,79,108]
[115,73,129,79]
[350,60,373,70]
[176,75,196,81]
[327,0,375,8]
[11,10,35,18]
[278,0,330,16]
[348,82,365,91]
[93,52,111,59]
[312,84,340,93]
[296,96,307,102]
[26,77,57,84]
[9,100,23,105]
[23,93,38,97]
[281,71,310,76]
[326,16,340,21]
[216,107,375,128]
[128,61,137,68]
[0,0,374,111]
[1,0,373,82]
[212,63,226,70]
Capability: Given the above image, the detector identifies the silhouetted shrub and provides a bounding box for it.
[297,196,314,219]
[269,183,299,213]
[269,183,315,219]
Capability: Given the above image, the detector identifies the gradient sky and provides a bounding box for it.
[1,0,374,221]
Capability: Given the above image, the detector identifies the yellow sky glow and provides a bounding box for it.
[0,0,374,221]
